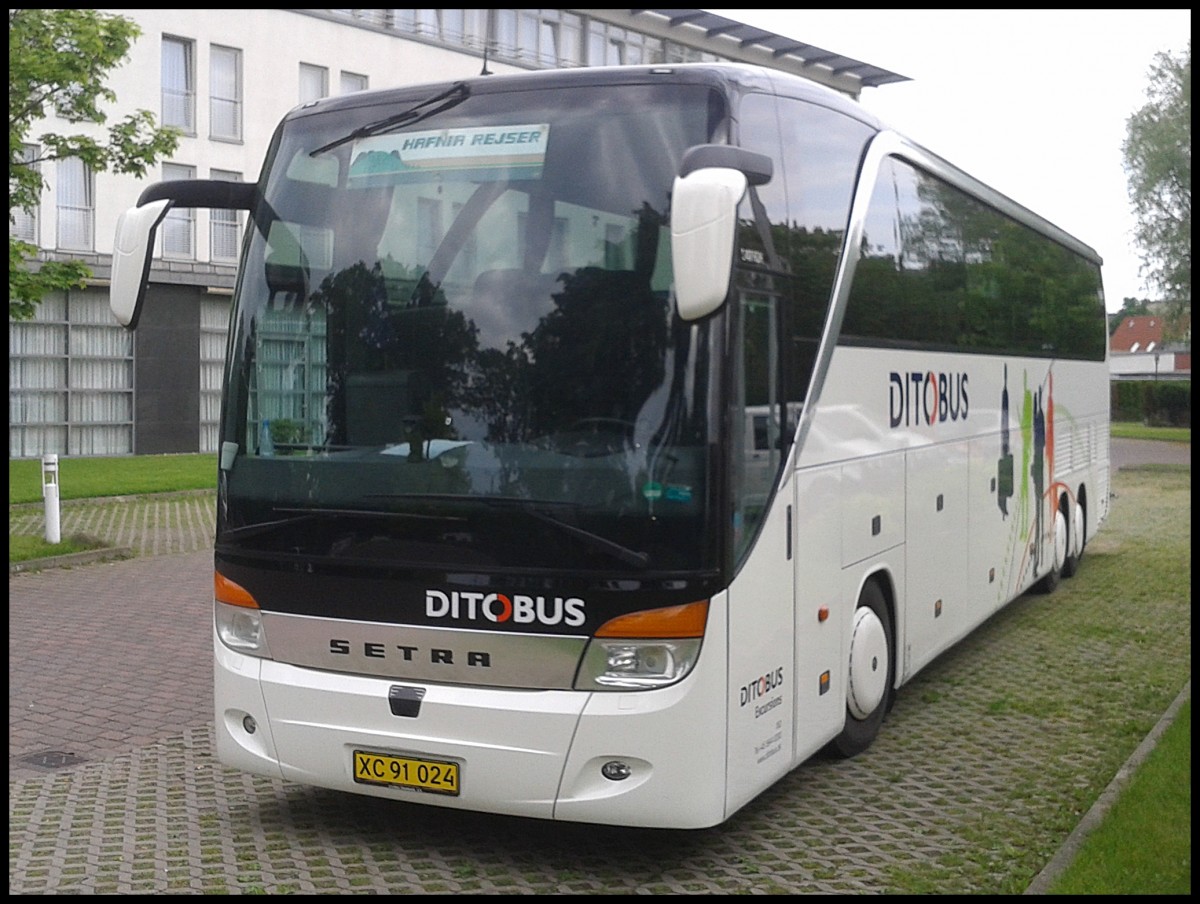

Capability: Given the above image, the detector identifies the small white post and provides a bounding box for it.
[41,454,61,544]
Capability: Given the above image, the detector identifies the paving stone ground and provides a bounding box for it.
[8,444,1190,894]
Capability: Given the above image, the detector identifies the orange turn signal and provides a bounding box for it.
[594,600,708,639]
[214,571,259,608]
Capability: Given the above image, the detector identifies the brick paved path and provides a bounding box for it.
[9,491,214,559]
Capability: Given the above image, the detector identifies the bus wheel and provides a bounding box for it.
[1034,498,1068,594]
[1061,498,1084,579]
[828,581,894,758]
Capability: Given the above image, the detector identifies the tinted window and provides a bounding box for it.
[843,157,1105,361]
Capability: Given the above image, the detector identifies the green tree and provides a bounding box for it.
[1122,42,1191,331]
[9,9,179,320]
[1108,297,1153,335]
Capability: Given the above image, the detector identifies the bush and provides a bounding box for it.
[1141,381,1191,427]
[1110,380,1191,427]
[1110,381,1143,421]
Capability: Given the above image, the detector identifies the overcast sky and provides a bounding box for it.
[706,8,1190,312]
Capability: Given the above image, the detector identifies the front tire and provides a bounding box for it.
[828,580,894,758]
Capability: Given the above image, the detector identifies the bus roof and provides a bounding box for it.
[285,62,879,127]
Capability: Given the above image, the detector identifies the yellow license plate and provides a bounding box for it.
[352,750,460,795]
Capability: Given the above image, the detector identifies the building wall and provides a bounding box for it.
[1109,351,1190,381]
[133,285,202,453]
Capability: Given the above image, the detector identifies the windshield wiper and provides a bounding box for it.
[365,494,651,570]
[309,82,470,157]
[219,506,458,542]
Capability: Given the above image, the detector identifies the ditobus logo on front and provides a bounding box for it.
[425,589,586,628]
[889,370,969,428]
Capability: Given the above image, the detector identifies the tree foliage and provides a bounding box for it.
[1108,297,1155,335]
[9,9,180,320]
[1122,42,1191,321]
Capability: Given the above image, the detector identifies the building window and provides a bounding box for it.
[586,22,665,67]
[299,63,329,103]
[662,41,713,64]
[11,144,39,244]
[162,36,196,132]
[390,9,487,45]
[398,8,440,36]
[9,291,134,458]
[200,297,230,453]
[56,157,93,251]
[210,44,243,141]
[340,70,368,94]
[210,168,243,262]
[438,8,466,41]
[494,10,582,66]
[161,163,196,259]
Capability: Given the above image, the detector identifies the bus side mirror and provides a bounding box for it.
[670,167,747,321]
[110,199,173,329]
[670,145,771,322]
[110,180,255,330]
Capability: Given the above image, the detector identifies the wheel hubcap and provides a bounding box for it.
[847,606,888,719]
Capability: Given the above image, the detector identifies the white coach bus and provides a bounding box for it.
[110,63,1110,829]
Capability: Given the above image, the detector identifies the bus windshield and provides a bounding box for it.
[220,81,724,574]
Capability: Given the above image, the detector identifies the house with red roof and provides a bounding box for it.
[1109,314,1191,380]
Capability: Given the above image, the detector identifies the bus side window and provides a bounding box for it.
[775,97,874,405]
[730,93,790,568]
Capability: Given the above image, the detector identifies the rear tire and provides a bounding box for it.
[827,581,894,758]
[1034,497,1068,594]
[1061,497,1084,579]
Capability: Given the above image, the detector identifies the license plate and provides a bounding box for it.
[352,750,460,795]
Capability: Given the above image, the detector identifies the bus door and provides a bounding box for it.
[723,277,796,814]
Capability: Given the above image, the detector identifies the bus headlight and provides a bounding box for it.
[574,600,708,690]
[215,601,270,657]
[575,637,702,689]
[214,571,270,657]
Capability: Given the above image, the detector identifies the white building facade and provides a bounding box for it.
[10,9,905,457]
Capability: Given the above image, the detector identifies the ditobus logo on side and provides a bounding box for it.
[426,589,586,627]
[889,370,969,428]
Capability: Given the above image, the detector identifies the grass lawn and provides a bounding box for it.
[1048,701,1191,894]
[9,453,217,505]
[9,532,112,562]
[1109,422,1190,443]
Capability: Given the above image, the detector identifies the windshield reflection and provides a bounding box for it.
[220,81,724,573]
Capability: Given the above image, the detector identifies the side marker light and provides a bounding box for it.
[601,761,632,781]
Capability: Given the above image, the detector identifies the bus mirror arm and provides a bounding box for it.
[678,145,773,186]
[138,179,255,211]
